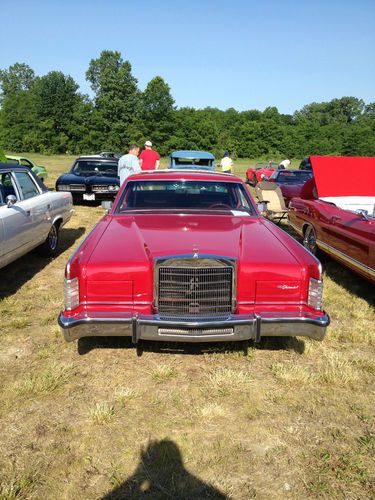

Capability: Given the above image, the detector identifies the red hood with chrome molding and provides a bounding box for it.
[310,155,375,198]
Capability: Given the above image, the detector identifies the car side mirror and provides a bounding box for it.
[6,195,17,207]
[101,200,113,213]
[355,209,369,220]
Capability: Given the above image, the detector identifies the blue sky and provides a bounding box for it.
[1,0,374,114]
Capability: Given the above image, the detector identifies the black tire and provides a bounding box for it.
[38,223,59,257]
[251,172,257,186]
[303,225,318,255]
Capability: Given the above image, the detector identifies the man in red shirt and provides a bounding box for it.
[139,141,160,170]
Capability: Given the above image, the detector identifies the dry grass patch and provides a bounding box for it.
[319,352,359,386]
[114,386,139,405]
[271,361,312,384]
[12,363,72,396]
[150,363,176,382]
[90,402,115,424]
[198,402,227,419]
[207,367,252,395]
[0,464,43,500]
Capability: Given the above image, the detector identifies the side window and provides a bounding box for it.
[13,171,40,200]
[0,172,18,203]
[20,159,33,168]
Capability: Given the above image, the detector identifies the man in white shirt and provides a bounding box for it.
[118,145,141,185]
[278,159,291,170]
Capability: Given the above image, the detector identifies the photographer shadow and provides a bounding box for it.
[102,439,228,500]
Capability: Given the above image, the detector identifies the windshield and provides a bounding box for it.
[115,180,256,214]
[72,160,118,177]
[271,170,312,183]
[173,158,213,167]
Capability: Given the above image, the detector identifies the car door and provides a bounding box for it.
[1,170,48,267]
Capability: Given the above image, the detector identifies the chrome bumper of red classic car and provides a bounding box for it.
[58,311,330,343]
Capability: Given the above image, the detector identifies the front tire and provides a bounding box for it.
[39,223,59,256]
[303,225,318,255]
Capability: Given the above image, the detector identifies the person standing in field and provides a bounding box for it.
[118,145,141,185]
[278,159,291,170]
[139,141,161,170]
[219,151,233,173]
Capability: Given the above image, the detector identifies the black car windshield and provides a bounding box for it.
[271,170,312,183]
[72,160,118,177]
[116,180,256,214]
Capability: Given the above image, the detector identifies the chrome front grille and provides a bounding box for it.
[158,265,233,318]
[69,184,86,192]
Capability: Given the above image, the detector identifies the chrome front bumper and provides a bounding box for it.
[58,311,330,343]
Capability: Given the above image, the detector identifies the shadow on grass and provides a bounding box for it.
[323,260,374,307]
[0,226,85,299]
[101,439,228,500]
[78,335,305,356]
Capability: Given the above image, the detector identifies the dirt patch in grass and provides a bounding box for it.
[0,154,374,499]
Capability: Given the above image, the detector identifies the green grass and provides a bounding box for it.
[0,153,374,499]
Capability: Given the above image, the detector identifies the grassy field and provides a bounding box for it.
[0,154,374,499]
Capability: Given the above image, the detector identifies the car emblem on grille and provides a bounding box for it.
[189,277,199,292]
[277,284,299,290]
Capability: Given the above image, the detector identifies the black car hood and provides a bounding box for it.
[56,173,119,184]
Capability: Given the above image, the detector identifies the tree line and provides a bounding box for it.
[0,50,374,159]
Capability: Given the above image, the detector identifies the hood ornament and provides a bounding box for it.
[192,245,199,258]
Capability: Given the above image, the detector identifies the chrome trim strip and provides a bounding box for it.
[317,239,375,278]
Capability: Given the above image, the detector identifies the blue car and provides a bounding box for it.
[168,150,215,171]
[55,155,120,203]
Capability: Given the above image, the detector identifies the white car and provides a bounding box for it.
[0,164,74,269]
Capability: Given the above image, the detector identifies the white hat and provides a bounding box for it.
[144,140,152,147]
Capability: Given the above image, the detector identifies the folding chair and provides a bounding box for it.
[256,181,288,225]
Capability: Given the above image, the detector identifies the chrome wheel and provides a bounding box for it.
[303,225,317,254]
[48,225,58,251]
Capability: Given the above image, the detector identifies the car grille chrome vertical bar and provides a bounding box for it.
[155,256,236,318]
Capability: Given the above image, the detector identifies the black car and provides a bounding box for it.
[55,155,120,202]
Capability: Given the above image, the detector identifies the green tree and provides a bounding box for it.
[86,50,141,149]
[32,71,82,153]
[141,76,175,151]
[0,63,35,102]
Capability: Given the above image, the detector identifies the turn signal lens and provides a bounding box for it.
[64,277,79,310]
[308,278,323,310]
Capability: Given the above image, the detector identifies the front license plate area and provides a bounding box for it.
[83,193,95,200]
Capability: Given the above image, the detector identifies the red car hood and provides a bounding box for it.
[87,214,302,279]
[311,155,375,197]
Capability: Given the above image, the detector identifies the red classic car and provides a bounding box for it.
[59,170,329,344]
[289,156,375,283]
[246,161,278,186]
[265,169,313,206]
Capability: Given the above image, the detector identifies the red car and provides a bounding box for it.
[59,170,329,344]
[265,169,313,206]
[289,156,375,283]
[246,161,278,186]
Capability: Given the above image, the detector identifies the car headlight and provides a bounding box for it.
[64,277,79,310]
[308,278,323,310]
